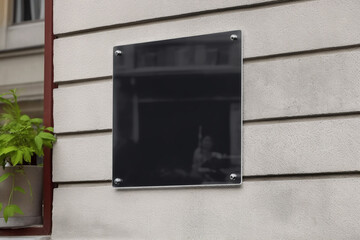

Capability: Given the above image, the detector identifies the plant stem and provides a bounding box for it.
[7,170,14,206]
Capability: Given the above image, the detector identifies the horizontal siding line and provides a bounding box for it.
[245,43,360,62]
[245,111,360,124]
[0,45,44,59]
[54,43,360,85]
[54,0,308,38]
[244,171,360,181]
[56,75,112,86]
[54,112,360,136]
[0,81,44,89]
[17,98,44,103]
[54,172,360,188]
[55,128,112,136]
[54,180,111,189]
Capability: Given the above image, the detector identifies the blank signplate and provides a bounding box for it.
[113,31,242,188]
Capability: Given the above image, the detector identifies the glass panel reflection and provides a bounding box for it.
[113,31,242,188]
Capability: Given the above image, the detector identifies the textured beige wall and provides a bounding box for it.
[0,53,44,85]
[52,0,360,239]
[53,178,360,240]
[6,22,44,49]
[54,0,281,34]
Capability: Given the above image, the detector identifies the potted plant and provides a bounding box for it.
[0,89,56,228]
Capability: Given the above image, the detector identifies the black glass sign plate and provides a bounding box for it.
[113,31,242,188]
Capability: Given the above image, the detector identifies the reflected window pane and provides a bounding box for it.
[113,31,242,188]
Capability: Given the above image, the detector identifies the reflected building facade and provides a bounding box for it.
[113,31,242,187]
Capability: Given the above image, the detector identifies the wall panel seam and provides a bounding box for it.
[54,172,360,188]
[0,46,44,58]
[55,76,112,86]
[245,43,360,62]
[55,128,112,136]
[244,111,360,124]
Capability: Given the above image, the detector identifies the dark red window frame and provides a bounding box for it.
[0,0,54,236]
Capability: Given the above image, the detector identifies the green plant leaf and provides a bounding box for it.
[0,203,2,212]
[11,150,23,166]
[0,146,17,156]
[34,136,43,152]
[46,127,54,132]
[30,118,43,124]
[23,148,32,163]
[0,134,15,143]
[0,97,11,105]
[20,114,30,121]
[1,113,13,123]
[43,140,53,148]
[14,186,25,194]
[0,89,55,177]
[3,204,24,222]
[12,205,23,215]
[38,132,56,141]
[10,89,17,102]
[26,177,33,199]
[3,206,12,223]
[0,173,11,183]
[13,205,23,215]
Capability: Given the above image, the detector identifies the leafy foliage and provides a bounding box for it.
[0,89,56,223]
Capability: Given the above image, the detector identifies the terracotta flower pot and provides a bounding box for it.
[0,165,43,228]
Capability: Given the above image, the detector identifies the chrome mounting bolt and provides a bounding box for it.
[230,34,238,41]
[229,173,239,181]
[114,178,123,185]
[115,50,122,56]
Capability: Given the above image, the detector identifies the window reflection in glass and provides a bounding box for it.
[113,31,242,187]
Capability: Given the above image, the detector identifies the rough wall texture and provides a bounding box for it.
[52,0,360,239]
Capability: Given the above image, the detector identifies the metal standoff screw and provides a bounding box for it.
[114,178,123,185]
[230,34,238,41]
[114,50,122,56]
[229,173,238,181]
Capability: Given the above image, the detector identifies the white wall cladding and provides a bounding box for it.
[54,0,360,82]
[53,116,360,182]
[52,177,360,240]
[0,82,44,101]
[54,0,278,34]
[0,53,44,85]
[245,49,360,120]
[244,116,360,176]
[52,0,360,239]
[6,22,44,49]
[53,132,112,182]
[53,79,112,133]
